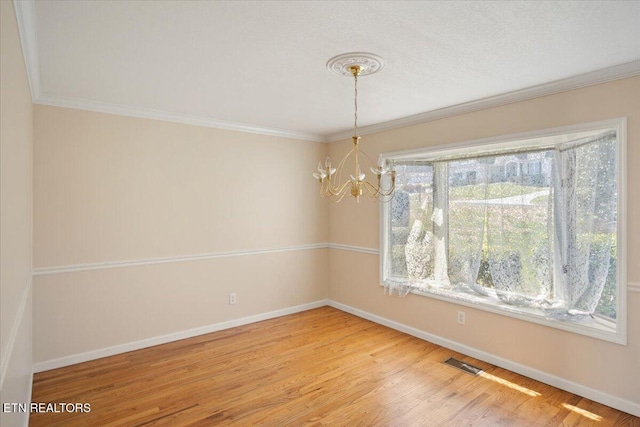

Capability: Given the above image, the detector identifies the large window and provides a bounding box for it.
[380,119,626,343]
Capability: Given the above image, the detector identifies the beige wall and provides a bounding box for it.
[0,1,34,426]
[34,107,328,267]
[328,77,640,406]
[33,106,329,363]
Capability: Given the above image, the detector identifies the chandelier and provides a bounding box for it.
[313,53,395,202]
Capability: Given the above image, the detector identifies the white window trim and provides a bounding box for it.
[379,118,627,345]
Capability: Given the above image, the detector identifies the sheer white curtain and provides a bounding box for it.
[385,163,434,296]
[385,134,616,320]
[401,163,450,294]
[447,160,489,295]
[550,135,617,319]
[446,153,555,306]
[484,153,555,307]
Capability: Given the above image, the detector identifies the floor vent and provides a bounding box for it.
[443,357,483,376]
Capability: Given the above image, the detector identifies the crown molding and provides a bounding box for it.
[35,94,326,142]
[13,0,40,102]
[326,60,640,142]
[13,0,325,142]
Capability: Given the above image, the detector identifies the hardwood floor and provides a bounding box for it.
[31,307,638,426]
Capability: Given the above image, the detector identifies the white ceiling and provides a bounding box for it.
[15,1,640,141]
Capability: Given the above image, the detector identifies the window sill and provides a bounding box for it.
[383,280,623,345]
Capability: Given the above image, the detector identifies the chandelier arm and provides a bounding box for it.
[371,192,394,203]
[322,176,333,193]
[358,148,380,169]
[363,175,396,196]
[377,187,395,198]
[332,146,355,189]
[362,180,381,197]
[325,183,350,202]
[359,180,394,202]
[377,179,396,197]
[330,191,349,203]
[319,182,329,198]
[326,180,352,198]
[319,176,350,202]
[367,184,394,202]
[354,141,360,186]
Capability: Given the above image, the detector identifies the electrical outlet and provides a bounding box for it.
[229,293,237,305]
[457,310,466,325]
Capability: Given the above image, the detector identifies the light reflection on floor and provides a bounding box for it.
[464,367,610,423]
[561,403,603,421]
[477,371,541,397]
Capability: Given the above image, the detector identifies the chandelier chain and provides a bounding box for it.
[354,75,358,136]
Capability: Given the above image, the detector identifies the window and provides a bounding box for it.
[528,160,542,176]
[380,119,626,343]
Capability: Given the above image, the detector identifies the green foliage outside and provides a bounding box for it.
[594,236,617,319]
[390,182,616,318]
[449,182,544,200]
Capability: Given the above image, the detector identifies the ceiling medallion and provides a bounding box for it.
[326,52,385,78]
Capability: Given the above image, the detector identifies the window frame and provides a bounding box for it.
[379,118,627,345]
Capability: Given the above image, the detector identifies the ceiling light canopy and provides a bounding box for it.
[313,53,395,202]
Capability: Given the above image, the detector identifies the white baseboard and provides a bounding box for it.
[327,300,640,418]
[33,299,328,373]
[23,370,33,427]
[0,277,32,392]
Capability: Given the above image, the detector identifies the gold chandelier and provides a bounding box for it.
[313,53,395,203]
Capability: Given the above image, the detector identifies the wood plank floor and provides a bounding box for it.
[31,307,638,426]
